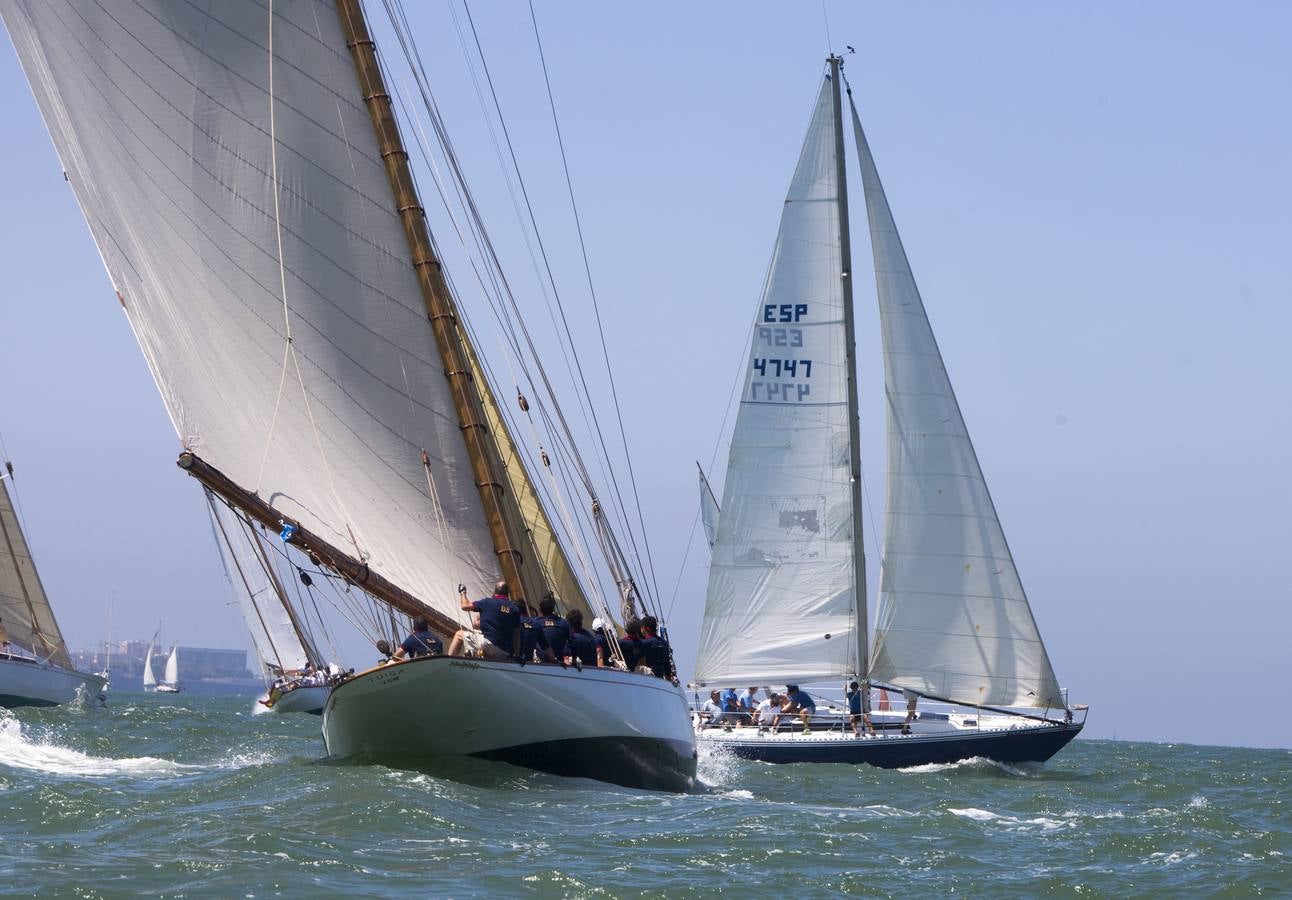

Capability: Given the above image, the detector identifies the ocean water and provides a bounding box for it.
[0,695,1287,897]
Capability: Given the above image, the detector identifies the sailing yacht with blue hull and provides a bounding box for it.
[694,56,1083,767]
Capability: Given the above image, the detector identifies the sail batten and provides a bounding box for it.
[849,95,1063,709]
[694,73,857,687]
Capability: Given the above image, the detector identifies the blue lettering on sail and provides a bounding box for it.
[761,303,809,323]
[750,382,811,402]
[758,327,805,348]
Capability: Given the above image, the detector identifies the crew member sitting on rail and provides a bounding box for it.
[516,600,542,662]
[533,595,571,663]
[772,685,816,733]
[637,616,675,680]
[392,615,443,660]
[616,617,643,671]
[592,617,612,667]
[754,692,782,729]
[738,686,759,726]
[700,689,723,726]
[565,609,597,668]
[720,686,740,725]
[448,581,520,660]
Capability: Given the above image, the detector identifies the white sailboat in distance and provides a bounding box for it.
[693,56,1085,767]
[157,646,181,693]
[2,0,696,791]
[0,458,107,707]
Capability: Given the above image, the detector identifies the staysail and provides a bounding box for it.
[0,474,72,668]
[850,97,1064,708]
[208,496,314,677]
[142,645,156,690]
[694,73,858,687]
[0,0,575,627]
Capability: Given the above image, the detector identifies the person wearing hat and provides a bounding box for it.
[754,691,783,730]
[772,684,816,733]
[591,616,611,667]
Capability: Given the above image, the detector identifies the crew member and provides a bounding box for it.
[637,615,674,680]
[565,609,597,668]
[392,615,443,660]
[448,580,520,660]
[772,684,816,733]
[533,595,571,662]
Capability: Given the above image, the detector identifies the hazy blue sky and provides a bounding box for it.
[1,2,1288,748]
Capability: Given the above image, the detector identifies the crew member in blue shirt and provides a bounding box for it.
[617,617,643,671]
[565,609,597,668]
[448,580,520,660]
[846,680,875,736]
[772,684,816,733]
[637,616,675,681]
[391,615,443,660]
[533,595,571,662]
[720,686,741,725]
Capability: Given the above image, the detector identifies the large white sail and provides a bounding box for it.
[694,74,857,687]
[0,475,72,669]
[0,0,507,626]
[209,498,312,677]
[163,647,179,687]
[142,645,157,690]
[850,98,1064,708]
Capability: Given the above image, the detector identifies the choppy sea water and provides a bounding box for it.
[0,694,1287,897]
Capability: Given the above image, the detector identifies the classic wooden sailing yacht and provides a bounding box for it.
[2,0,695,790]
[694,57,1085,767]
[0,460,106,707]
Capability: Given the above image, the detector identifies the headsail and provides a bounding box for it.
[142,645,157,689]
[694,73,857,687]
[0,0,504,629]
[208,495,315,677]
[163,647,179,686]
[0,474,72,668]
[697,463,720,551]
[849,95,1064,708]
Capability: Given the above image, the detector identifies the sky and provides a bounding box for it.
[0,2,1288,749]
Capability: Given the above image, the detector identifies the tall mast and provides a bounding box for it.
[334,0,547,604]
[829,55,869,686]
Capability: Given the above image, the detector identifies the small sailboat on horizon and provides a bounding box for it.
[142,627,181,694]
[693,56,1085,767]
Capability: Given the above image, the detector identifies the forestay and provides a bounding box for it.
[695,75,857,687]
[209,497,313,677]
[2,0,512,626]
[0,476,72,669]
[850,98,1064,708]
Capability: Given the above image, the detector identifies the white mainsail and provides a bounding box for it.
[850,98,1064,708]
[0,473,72,669]
[163,646,179,687]
[142,644,157,690]
[0,0,521,627]
[209,497,313,678]
[694,75,857,687]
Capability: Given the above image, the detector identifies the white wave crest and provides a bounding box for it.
[897,756,1035,777]
[947,807,1068,832]
[0,713,193,778]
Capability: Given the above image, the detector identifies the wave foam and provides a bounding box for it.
[897,756,1036,777]
[947,807,1068,831]
[0,714,192,778]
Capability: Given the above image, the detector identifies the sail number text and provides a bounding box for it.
[752,307,814,402]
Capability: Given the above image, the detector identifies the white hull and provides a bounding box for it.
[323,657,698,792]
[0,656,107,707]
[153,685,181,693]
[262,684,329,715]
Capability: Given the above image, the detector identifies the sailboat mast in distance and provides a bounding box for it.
[829,56,869,686]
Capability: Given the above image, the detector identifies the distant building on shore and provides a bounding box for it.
[70,641,261,694]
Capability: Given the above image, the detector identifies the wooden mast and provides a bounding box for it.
[830,55,869,700]
[334,0,545,606]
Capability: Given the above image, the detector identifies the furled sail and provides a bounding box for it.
[209,497,314,677]
[850,97,1063,708]
[0,0,517,628]
[0,475,72,669]
[694,74,857,687]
